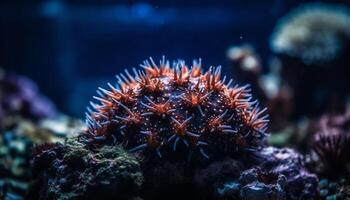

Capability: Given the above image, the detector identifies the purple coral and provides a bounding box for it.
[259,147,319,200]
[196,147,318,200]
[239,167,286,200]
[0,72,57,123]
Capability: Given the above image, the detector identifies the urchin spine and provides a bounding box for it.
[85,57,269,159]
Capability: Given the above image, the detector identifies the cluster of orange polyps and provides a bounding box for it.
[85,57,269,159]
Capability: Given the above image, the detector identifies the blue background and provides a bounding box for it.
[0,0,348,117]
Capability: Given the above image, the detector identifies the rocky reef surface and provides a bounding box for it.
[28,58,319,200]
[0,69,85,200]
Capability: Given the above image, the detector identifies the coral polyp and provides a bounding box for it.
[311,129,350,178]
[85,57,268,159]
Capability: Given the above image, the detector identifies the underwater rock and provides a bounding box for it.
[215,171,287,200]
[0,70,57,128]
[141,160,193,200]
[194,157,245,199]
[239,167,286,200]
[194,158,244,189]
[30,136,143,200]
[0,116,83,179]
[0,116,79,199]
[258,147,318,200]
[0,122,60,190]
[0,69,84,199]
[318,178,350,199]
[212,147,318,200]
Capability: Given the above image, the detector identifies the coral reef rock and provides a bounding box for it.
[30,136,143,200]
[30,57,319,200]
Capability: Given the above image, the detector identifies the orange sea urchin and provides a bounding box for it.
[85,57,269,160]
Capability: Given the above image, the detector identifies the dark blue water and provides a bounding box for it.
[0,0,347,117]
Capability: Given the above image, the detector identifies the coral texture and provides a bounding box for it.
[259,147,318,200]
[30,57,321,200]
[85,57,268,160]
[195,147,318,200]
[0,70,73,199]
[31,137,143,200]
[318,178,350,199]
[270,3,350,64]
[0,117,81,199]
